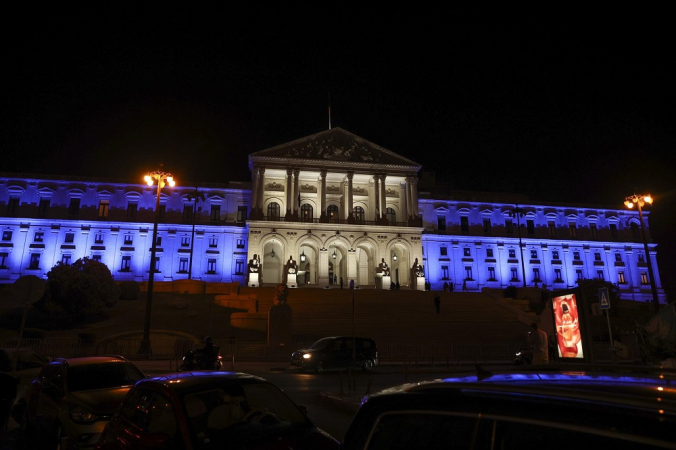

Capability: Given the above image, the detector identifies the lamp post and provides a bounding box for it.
[138,169,176,357]
[624,194,660,311]
[512,205,527,288]
[186,187,206,280]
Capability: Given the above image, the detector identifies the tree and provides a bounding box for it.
[575,278,621,312]
[41,257,120,320]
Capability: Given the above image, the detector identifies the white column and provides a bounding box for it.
[347,172,354,220]
[318,247,330,285]
[400,181,408,224]
[293,168,300,216]
[286,168,293,216]
[410,175,419,219]
[373,174,380,220]
[380,174,387,219]
[257,167,266,215]
[320,169,327,220]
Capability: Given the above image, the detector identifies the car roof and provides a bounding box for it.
[51,355,133,366]
[135,370,270,394]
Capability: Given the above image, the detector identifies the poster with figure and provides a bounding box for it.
[552,292,584,359]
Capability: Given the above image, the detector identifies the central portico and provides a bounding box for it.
[246,128,425,289]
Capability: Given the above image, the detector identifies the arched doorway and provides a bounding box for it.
[262,240,282,284]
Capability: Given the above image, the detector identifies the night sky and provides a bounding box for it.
[3,7,675,299]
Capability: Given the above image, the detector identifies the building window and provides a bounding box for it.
[29,253,40,270]
[552,250,559,260]
[641,272,649,284]
[569,222,577,238]
[124,234,133,245]
[573,251,580,260]
[126,201,138,220]
[631,223,640,241]
[34,231,44,243]
[59,254,71,265]
[179,258,188,273]
[527,219,534,235]
[64,232,75,243]
[183,204,194,223]
[6,196,19,215]
[554,268,563,282]
[267,202,280,220]
[353,206,365,223]
[0,252,8,269]
[597,270,604,280]
[463,248,470,257]
[2,231,13,241]
[98,200,109,218]
[464,267,473,280]
[237,239,245,249]
[39,198,50,217]
[438,216,446,231]
[594,252,601,261]
[328,205,339,223]
[488,266,496,280]
[210,204,221,222]
[533,268,541,281]
[209,237,218,248]
[615,253,622,262]
[610,223,618,240]
[618,271,625,283]
[121,255,131,271]
[95,233,104,244]
[386,208,396,223]
[301,204,313,222]
[235,259,245,275]
[181,237,190,247]
[638,253,645,263]
[486,248,494,258]
[530,249,537,259]
[92,254,102,262]
[460,217,469,233]
[153,256,160,273]
[510,267,518,281]
[483,219,491,235]
[442,265,449,280]
[506,218,513,235]
[440,247,448,256]
[548,221,556,237]
[590,223,597,239]
[509,249,516,258]
[207,258,217,274]
[68,198,80,216]
[576,269,583,280]
[154,236,162,247]
[237,206,247,223]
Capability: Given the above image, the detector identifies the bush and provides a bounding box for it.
[119,281,140,300]
[503,285,518,299]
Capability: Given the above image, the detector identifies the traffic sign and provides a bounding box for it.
[599,287,610,309]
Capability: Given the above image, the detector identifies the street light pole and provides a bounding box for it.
[624,194,660,311]
[138,169,176,357]
[513,205,527,288]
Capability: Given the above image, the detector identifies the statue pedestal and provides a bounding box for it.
[381,275,391,289]
[249,273,259,287]
[416,277,426,290]
[268,304,292,346]
[287,273,297,288]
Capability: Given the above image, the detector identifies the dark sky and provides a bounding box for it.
[3,6,675,297]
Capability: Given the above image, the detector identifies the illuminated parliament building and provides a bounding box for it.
[0,128,666,305]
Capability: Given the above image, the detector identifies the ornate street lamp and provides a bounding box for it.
[138,169,176,357]
[511,205,527,288]
[300,250,306,262]
[624,194,660,310]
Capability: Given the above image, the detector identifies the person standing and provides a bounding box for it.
[528,323,549,365]
[340,277,344,289]
[434,294,441,314]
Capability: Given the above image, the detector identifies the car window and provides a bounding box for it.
[242,383,307,424]
[119,388,182,443]
[309,338,331,350]
[66,362,144,392]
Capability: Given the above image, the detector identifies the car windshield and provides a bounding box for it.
[183,381,310,449]
[309,338,332,350]
[66,362,145,392]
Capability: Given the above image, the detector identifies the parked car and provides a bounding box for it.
[96,370,340,450]
[24,355,146,449]
[0,347,50,419]
[341,364,676,449]
[291,336,378,373]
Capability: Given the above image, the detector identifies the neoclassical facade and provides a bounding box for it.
[0,128,667,304]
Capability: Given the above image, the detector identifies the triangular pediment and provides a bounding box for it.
[249,128,421,171]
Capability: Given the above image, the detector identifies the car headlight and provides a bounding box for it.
[303,353,312,359]
[70,405,99,423]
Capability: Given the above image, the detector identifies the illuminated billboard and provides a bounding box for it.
[552,293,584,359]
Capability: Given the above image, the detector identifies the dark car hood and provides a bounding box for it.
[67,387,131,413]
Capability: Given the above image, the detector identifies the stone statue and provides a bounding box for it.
[286,255,298,274]
[412,258,424,277]
[248,254,260,273]
[378,257,390,277]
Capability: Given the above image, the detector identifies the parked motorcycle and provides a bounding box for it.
[179,348,223,371]
[514,346,533,366]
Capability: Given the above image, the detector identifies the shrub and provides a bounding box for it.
[503,285,518,299]
[119,281,140,300]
